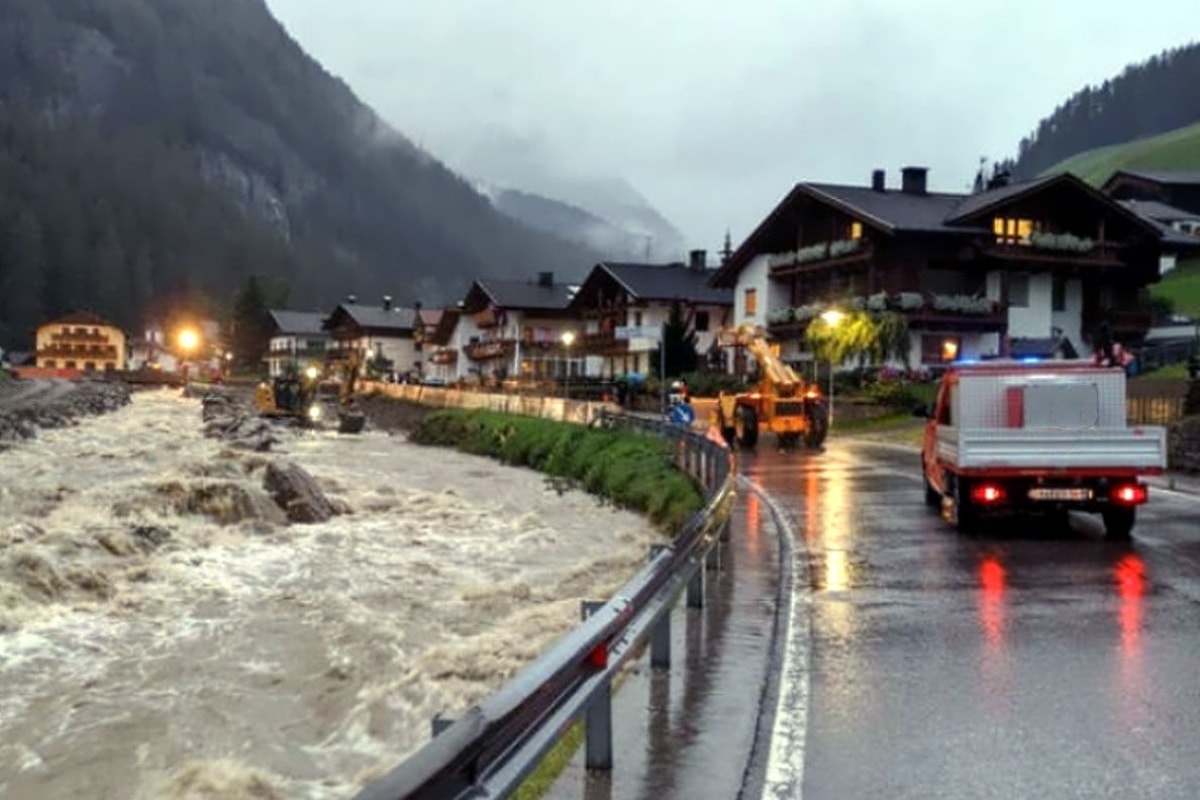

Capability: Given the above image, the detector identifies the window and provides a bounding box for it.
[1052,275,1066,312]
[993,216,1034,245]
[744,288,758,316]
[633,311,643,327]
[1008,274,1029,308]
[695,311,710,332]
[850,221,863,240]
[922,335,960,364]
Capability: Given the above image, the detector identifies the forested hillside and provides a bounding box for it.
[0,0,598,349]
[1004,42,1200,179]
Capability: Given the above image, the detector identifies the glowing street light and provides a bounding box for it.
[820,309,843,428]
[561,330,576,398]
[177,329,199,353]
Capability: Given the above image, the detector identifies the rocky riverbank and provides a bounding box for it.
[0,378,131,446]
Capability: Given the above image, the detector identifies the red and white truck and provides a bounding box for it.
[920,360,1167,539]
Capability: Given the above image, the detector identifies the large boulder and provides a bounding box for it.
[263,460,338,523]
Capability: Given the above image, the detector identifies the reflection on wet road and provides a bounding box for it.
[747,439,1200,800]
[550,437,1200,800]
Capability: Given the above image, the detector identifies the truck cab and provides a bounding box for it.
[920,360,1166,539]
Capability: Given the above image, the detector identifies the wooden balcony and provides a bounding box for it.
[983,241,1124,267]
[430,348,458,365]
[37,344,119,360]
[50,331,110,344]
[768,242,873,278]
[464,339,515,361]
[581,330,631,356]
[905,307,1007,332]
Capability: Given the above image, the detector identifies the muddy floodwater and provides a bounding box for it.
[0,390,662,799]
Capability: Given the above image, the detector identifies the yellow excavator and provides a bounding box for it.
[255,365,323,426]
[715,324,829,450]
[254,354,365,434]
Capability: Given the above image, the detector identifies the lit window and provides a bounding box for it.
[850,221,863,240]
[941,339,960,362]
[744,288,758,316]
[994,217,1035,245]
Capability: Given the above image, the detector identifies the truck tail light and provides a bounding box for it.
[970,484,1005,504]
[1110,484,1148,506]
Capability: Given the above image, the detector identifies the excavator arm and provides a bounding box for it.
[719,324,804,396]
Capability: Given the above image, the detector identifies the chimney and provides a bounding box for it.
[900,166,928,195]
[689,249,707,270]
[382,295,393,311]
[347,294,358,304]
[537,271,553,287]
[871,169,886,192]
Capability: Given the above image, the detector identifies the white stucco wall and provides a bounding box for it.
[733,255,773,328]
[1006,273,1053,339]
[1050,278,1083,347]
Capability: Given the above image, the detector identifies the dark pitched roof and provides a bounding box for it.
[1118,199,1200,222]
[46,310,120,329]
[326,303,417,332]
[944,175,1061,223]
[601,262,733,304]
[804,184,979,234]
[1108,169,1200,187]
[268,310,328,336]
[474,278,575,310]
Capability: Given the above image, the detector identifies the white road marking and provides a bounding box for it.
[740,476,811,800]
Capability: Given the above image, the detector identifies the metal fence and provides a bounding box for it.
[352,410,736,800]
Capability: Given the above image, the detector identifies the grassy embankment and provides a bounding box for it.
[408,408,705,532]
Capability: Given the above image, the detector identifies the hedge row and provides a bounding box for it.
[407,409,704,531]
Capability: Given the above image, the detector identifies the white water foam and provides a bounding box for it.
[0,390,661,799]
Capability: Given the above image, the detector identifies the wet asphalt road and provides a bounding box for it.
[549,436,1200,799]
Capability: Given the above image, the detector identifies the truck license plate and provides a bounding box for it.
[1028,488,1092,501]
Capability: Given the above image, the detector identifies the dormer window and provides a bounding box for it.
[993,216,1035,245]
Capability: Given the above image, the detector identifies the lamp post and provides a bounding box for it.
[820,309,843,428]
[561,330,575,398]
[177,328,199,386]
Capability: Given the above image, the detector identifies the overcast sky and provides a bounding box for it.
[264,0,1199,251]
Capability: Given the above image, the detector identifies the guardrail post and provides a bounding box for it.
[648,545,671,669]
[687,560,705,608]
[431,714,455,737]
[581,600,613,770]
[706,539,721,572]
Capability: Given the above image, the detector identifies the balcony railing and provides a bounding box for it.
[464,339,514,361]
[50,331,110,344]
[430,348,458,365]
[37,345,119,360]
[985,239,1123,265]
[767,239,872,276]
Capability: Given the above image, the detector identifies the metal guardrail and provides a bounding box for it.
[353,410,736,800]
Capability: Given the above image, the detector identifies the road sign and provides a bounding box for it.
[614,325,661,340]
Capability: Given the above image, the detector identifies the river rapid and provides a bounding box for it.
[0,389,662,799]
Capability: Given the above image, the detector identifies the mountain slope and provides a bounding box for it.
[1006,41,1200,178]
[1042,121,1200,185]
[0,0,598,348]
[486,185,687,262]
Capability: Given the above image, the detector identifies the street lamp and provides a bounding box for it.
[561,330,576,398]
[820,309,843,428]
[177,328,199,385]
